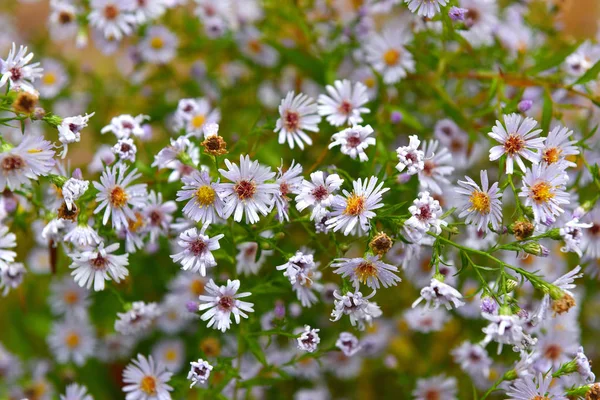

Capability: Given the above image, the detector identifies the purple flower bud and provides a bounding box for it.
[3,196,18,213]
[390,111,403,124]
[480,297,497,314]
[539,245,550,257]
[274,300,286,319]
[186,301,199,313]
[448,6,468,21]
[518,99,533,112]
[72,168,83,180]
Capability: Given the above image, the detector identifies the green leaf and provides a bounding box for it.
[527,42,580,75]
[244,335,268,366]
[574,59,600,85]
[541,90,553,132]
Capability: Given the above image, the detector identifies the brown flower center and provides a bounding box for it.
[234,180,256,200]
[284,111,300,132]
[1,155,25,172]
[503,133,525,155]
[218,296,234,311]
[104,5,119,20]
[190,239,207,256]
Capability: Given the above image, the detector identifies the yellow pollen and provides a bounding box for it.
[109,186,129,208]
[65,332,80,348]
[344,194,365,216]
[27,148,43,154]
[469,190,491,214]
[190,279,205,296]
[191,114,206,129]
[42,72,57,85]
[140,376,157,395]
[530,181,555,204]
[150,36,164,49]
[543,147,562,164]
[355,262,378,283]
[363,77,375,88]
[165,349,177,362]
[195,185,216,207]
[383,49,400,66]
[128,212,145,232]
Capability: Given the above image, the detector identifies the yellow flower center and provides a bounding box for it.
[109,186,129,208]
[503,133,525,155]
[543,147,562,164]
[344,194,365,216]
[63,291,79,305]
[150,36,164,49]
[530,181,554,204]
[190,279,205,296]
[165,349,177,362]
[383,49,400,66]
[355,262,378,283]
[469,190,491,214]
[128,212,145,232]
[65,332,80,349]
[140,376,157,395]
[42,72,57,85]
[191,114,206,128]
[363,77,375,88]
[196,185,216,207]
[248,39,262,54]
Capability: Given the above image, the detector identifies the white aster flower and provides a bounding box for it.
[47,315,96,366]
[0,135,55,191]
[125,0,167,24]
[0,43,43,93]
[329,125,376,162]
[48,276,91,316]
[187,359,213,388]
[364,26,415,85]
[170,224,224,276]
[38,58,68,99]
[276,250,322,307]
[58,113,95,158]
[174,97,220,137]
[198,279,254,332]
[0,262,26,296]
[122,354,173,400]
[64,224,102,248]
[235,235,273,276]
[177,170,225,224]
[218,154,279,224]
[0,225,17,271]
[538,125,579,168]
[297,325,320,353]
[519,163,570,225]
[331,254,400,290]
[69,242,129,291]
[237,26,279,67]
[575,346,595,383]
[451,341,492,378]
[488,113,545,174]
[295,171,343,220]
[506,373,563,400]
[93,164,148,230]
[480,313,537,355]
[459,0,499,48]
[404,307,450,333]
[413,375,458,400]
[330,290,382,331]
[275,91,321,150]
[317,80,370,127]
[115,301,161,336]
[418,140,454,194]
[49,1,79,41]
[335,332,362,357]
[88,0,137,41]
[560,218,592,256]
[456,170,502,232]
[62,178,89,211]
[101,114,148,139]
[405,191,447,241]
[396,135,425,175]
[112,137,137,163]
[405,0,448,18]
[273,160,303,222]
[151,339,185,373]
[60,383,93,400]
[139,25,178,64]
[412,278,465,310]
[326,176,389,236]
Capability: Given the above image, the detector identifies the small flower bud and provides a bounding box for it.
[505,279,518,292]
[186,301,199,313]
[480,297,497,314]
[390,111,403,124]
[448,6,468,21]
[518,99,533,112]
[274,301,286,319]
[32,107,46,120]
[369,232,393,256]
[499,305,512,316]
[522,242,547,257]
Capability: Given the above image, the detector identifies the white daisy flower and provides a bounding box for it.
[115,301,161,336]
[176,170,224,224]
[60,383,93,400]
[93,164,148,230]
[364,26,415,85]
[456,170,502,231]
[112,138,137,163]
[559,218,591,257]
[0,262,26,296]
[49,0,79,41]
[69,242,129,291]
[64,225,102,248]
[419,140,454,195]
[88,0,137,41]
[58,113,95,158]
[297,325,320,353]
[335,332,362,357]
[156,294,195,335]
[276,250,322,307]
[273,160,303,222]
[198,279,254,332]
[459,0,498,48]
[218,155,279,224]
[564,41,600,77]
[62,177,89,211]
[152,339,185,373]
[413,375,458,400]
[101,114,148,139]
[0,43,43,93]
[575,346,595,383]
[170,224,224,276]
[0,225,17,271]
[317,80,370,127]
[330,290,382,331]
[396,135,425,175]
[122,354,173,400]
[519,163,570,225]
[538,125,579,168]
[331,254,400,290]
[405,0,448,18]
[326,176,389,236]
[139,25,178,64]
[235,236,273,276]
[480,313,537,354]
[506,373,563,400]
[412,278,465,310]
[329,125,376,162]
[0,135,55,191]
[187,359,213,388]
[451,341,492,378]
[488,113,545,174]
[47,315,96,366]
[405,191,447,241]
[237,26,279,67]
[295,171,343,221]
[38,58,68,98]
[274,91,321,150]
[48,276,91,316]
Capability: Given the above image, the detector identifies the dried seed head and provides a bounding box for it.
[552,293,576,316]
[586,384,600,400]
[511,220,534,241]
[57,202,79,222]
[369,232,393,256]
[13,92,38,114]
[201,135,228,156]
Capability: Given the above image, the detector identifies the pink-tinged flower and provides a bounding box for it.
[318,80,370,127]
[198,279,254,332]
[275,91,321,150]
[171,224,224,276]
